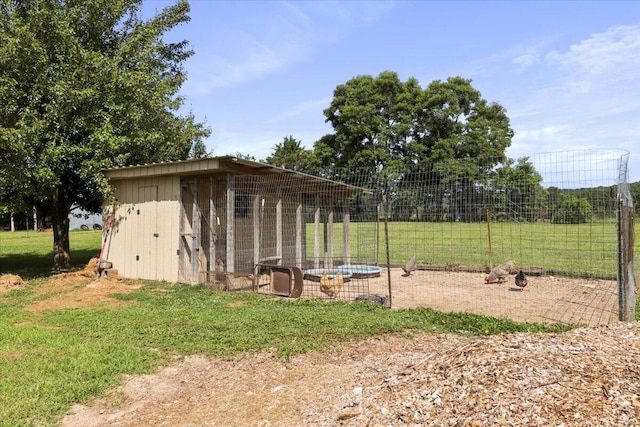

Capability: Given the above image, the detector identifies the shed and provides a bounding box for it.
[103,156,371,285]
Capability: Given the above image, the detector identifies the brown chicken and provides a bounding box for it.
[498,259,518,274]
[484,266,508,284]
[320,272,343,298]
[402,255,417,276]
[515,270,528,290]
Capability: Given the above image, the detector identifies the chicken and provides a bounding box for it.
[515,270,528,290]
[402,255,417,276]
[498,259,518,274]
[484,266,508,284]
[320,272,343,298]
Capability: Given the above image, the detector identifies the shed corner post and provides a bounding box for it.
[295,193,304,269]
[226,173,235,273]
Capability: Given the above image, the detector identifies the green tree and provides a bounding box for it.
[492,157,545,221]
[553,194,593,224]
[266,136,319,172]
[322,71,420,171]
[321,72,517,222]
[0,0,210,270]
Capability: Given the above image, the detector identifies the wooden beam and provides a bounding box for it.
[295,195,303,268]
[226,174,235,272]
[343,198,351,265]
[276,192,282,265]
[314,196,321,269]
[326,204,334,268]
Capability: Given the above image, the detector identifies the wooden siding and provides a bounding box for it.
[106,175,180,282]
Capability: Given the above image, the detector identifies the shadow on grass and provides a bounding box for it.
[0,248,100,280]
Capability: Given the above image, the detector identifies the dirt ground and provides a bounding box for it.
[267,266,620,327]
[2,266,637,426]
[373,268,619,326]
[62,323,639,427]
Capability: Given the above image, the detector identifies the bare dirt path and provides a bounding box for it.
[63,322,640,427]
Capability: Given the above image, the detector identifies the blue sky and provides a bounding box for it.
[143,0,640,183]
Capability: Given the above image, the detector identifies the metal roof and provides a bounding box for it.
[104,156,372,196]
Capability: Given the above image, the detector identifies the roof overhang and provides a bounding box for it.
[103,156,372,196]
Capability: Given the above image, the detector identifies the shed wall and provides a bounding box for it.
[106,175,180,282]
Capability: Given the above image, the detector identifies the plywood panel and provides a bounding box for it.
[107,175,179,282]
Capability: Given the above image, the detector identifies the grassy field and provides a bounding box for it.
[0,280,574,426]
[0,224,638,425]
[312,219,627,279]
[0,230,102,278]
[0,228,581,426]
[0,219,629,279]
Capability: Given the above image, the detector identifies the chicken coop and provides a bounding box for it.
[103,149,635,326]
[103,156,382,301]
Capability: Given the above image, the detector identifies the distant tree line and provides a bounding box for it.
[265,72,624,224]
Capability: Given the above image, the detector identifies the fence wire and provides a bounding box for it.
[202,149,631,326]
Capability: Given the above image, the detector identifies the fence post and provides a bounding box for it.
[617,188,636,321]
[382,194,392,308]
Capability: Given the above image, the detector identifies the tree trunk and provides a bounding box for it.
[33,205,38,231]
[52,189,71,271]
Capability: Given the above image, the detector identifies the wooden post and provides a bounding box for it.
[295,195,303,269]
[276,192,282,265]
[618,197,636,321]
[327,204,334,268]
[486,209,494,270]
[209,176,216,273]
[190,179,200,284]
[226,174,235,273]
[383,195,392,308]
[314,196,321,268]
[253,192,261,289]
[343,198,351,265]
[178,183,186,282]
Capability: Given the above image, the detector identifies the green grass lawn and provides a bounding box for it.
[0,230,102,278]
[314,219,628,279]
[0,219,631,279]
[0,223,638,425]
[0,281,574,426]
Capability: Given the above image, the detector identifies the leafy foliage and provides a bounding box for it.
[553,194,593,224]
[320,72,513,174]
[265,135,319,171]
[0,0,210,269]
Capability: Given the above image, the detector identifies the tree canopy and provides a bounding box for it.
[321,72,514,172]
[260,72,559,223]
[265,136,319,172]
[0,0,210,270]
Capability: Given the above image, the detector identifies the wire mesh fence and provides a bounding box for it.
[197,149,632,326]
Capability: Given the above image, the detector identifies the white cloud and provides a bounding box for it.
[274,97,332,122]
[512,52,541,68]
[182,1,394,97]
[546,25,640,76]
[513,124,573,142]
[542,24,640,98]
[507,24,640,156]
